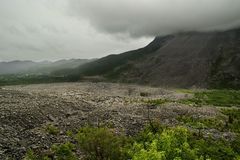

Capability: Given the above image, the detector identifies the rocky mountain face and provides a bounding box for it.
[67,28,240,88]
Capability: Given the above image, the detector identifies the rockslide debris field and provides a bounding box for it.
[0,82,224,159]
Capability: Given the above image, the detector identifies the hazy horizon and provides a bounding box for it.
[0,58,97,63]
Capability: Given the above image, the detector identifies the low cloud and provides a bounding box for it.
[69,0,240,37]
[1,0,240,61]
[0,0,150,61]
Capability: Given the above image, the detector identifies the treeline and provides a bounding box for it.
[0,74,81,86]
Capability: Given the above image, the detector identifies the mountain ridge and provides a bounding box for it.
[58,28,240,88]
[0,59,94,75]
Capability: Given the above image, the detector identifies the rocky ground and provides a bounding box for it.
[0,82,224,159]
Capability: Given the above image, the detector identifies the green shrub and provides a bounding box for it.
[177,108,240,133]
[231,134,240,153]
[131,125,240,160]
[24,143,76,160]
[24,149,50,160]
[51,142,77,160]
[177,115,225,130]
[130,126,199,160]
[24,150,38,160]
[24,125,240,160]
[75,126,129,160]
[192,138,237,160]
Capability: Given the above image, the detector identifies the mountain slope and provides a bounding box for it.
[127,29,240,88]
[0,61,37,75]
[121,32,219,87]
[65,36,173,77]
[58,29,240,88]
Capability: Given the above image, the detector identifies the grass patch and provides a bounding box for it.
[177,108,240,133]
[177,115,225,131]
[144,99,170,105]
[143,90,240,108]
[179,90,240,107]
[45,124,60,135]
[75,126,130,160]
[0,74,80,86]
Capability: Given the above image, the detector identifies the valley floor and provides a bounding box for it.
[0,82,239,159]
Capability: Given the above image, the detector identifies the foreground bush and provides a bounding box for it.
[132,126,240,160]
[24,125,240,160]
[75,127,130,160]
[24,142,76,160]
[130,127,199,160]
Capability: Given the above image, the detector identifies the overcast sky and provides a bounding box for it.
[0,0,240,61]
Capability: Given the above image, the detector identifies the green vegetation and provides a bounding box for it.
[180,90,240,107]
[24,143,76,160]
[143,89,240,109]
[0,74,80,86]
[177,115,224,130]
[142,89,240,108]
[177,108,240,134]
[130,127,198,160]
[45,124,60,135]
[25,124,240,160]
[131,126,240,160]
[75,127,130,160]
[221,109,240,133]
[24,150,38,160]
[51,143,77,160]
[56,36,170,80]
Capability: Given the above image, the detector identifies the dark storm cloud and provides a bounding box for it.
[0,0,149,61]
[1,0,240,61]
[69,0,240,37]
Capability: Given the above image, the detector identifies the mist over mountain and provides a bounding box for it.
[1,0,240,61]
[70,0,240,37]
[0,59,94,75]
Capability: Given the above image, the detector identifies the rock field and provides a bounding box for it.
[0,82,220,159]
